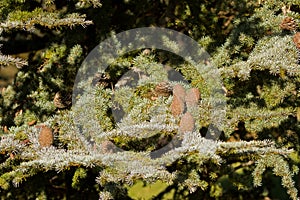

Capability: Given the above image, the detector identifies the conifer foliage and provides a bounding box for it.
[0,0,300,199]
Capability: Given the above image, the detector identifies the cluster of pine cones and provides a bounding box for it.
[169,83,201,134]
[151,81,201,134]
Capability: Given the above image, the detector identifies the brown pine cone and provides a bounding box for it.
[280,17,297,31]
[185,88,201,108]
[179,112,195,134]
[53,90,72,109]
[38,125,54,147]
[170,95,185,116]
[172,84,186,100]
[154,81,173,97]
[293,32,300,49]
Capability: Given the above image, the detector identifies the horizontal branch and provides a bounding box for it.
[0,54,27,68]
[0,10,93,33]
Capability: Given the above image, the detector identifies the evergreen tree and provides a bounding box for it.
[0,0,299,199]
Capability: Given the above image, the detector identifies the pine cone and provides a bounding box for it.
[293,32,300,49]
[38,125,54,147]
[170,95,185,116]
[154,81,173,97]
[53,90,72,109]
[280,17,297,31]
[179,112,195,134]
[172,84,186,100]
[185,88,201,108]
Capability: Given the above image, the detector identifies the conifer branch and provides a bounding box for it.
[0,9,93,33]
[253,154,298,200]
[0,1,299,199]
[0,54,27,68]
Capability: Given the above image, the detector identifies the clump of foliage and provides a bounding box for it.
[0,0,299,199]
